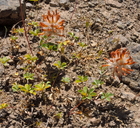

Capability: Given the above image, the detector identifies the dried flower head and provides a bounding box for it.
[102,48,135,81]
[40,10,65,36]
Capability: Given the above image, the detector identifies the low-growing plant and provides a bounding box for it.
[75,75,88,83]
[11,27,25,35]
[10,36,18,43]
[28,21,39,27]
[23,72,34,81]
[18,84,36,95]
[34,82,51,91]
[24,54,38,63]
[61,76,70,83]
[78,42,87,48]
[53,61,67,69]
[54,112,63,120]
[29,29,40,36]
[41,42,58,51]
[12,82,21,92]
[0,57,10,66]
[101,92,114,101]
[78,86,97,100]
[0,103,8,109]
[40,10,65,37]
[68,32,79,41]
[92,80,104,88]
[102,48,135,81]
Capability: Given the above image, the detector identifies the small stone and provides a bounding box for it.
[109,121,116,127]
[0,110,8,118]
[121,92,136,101]
[59,0,69,9]
[88,117,101,126]
[102,11,111,19]
[106,0,122,8]
[69,7,74,12]
[26,2,33,8]
[0,0,25,25]
[49,1,59,7]
[90,40,97,47]
[1,49,9,56]
[117,21,126,29]
[107,34,129,51]
[59,0,69,5]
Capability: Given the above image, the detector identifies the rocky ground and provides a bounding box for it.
[0,0,140,127]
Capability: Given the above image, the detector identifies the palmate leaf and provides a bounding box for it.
[41,42,58,51]
[24,54,38,62]
[75,76,88,83]
[61,77,70,83]
[34,82,51,91]
[12,83,21,92]
[101,93,114,101]
[18,84,36,95]
[23,72,34,80]
[0,103,8,109]
[0,57,10,66]
[78,86,97,100]
[92,80,104,85]
[53,61,67,69]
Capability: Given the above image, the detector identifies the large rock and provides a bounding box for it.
[0,0,26,25]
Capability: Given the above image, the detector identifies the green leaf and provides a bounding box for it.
[75,76,88,83]
[34,82,51,91]
[23,72,34,80]
[78,86,97,100]
[12,83,21,92]
[29,29,40,36]
[18,84,36,95]
[83,86,88,93]
[24,54,38,62]
[41,42,58,51]
[0,103,8,109]
[101,93,114,101]
[92,80,104,86]
[90,92,97,97]
[78,42,87,47]
[53,61,67,69]
[88,88,95,94]
[0,57,10,66]
[61,77,70,83]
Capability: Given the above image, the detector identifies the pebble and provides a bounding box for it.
[49,1,59,7]
[121,92,136,101]
[26,2,33,8]
[59,0,69,5]
[107,34,129,51]
[0,63,4,77]
[101,11,111,19]
[1,49,9,56]
[117,21,126,29]
[108,120,116,127]
[106,0,122,8]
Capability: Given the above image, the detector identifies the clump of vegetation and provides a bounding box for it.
[0,6,136,127]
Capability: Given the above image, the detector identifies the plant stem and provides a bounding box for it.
[69,100,83,115]
[19,0,34,56]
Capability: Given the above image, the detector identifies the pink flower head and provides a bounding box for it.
[102,48,135,81]
[40,10,65,37]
